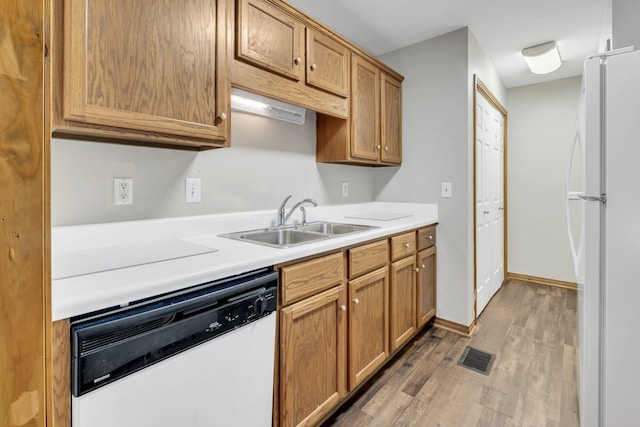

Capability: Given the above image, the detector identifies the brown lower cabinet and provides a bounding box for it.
[280,284,347,427]
[389,255,417,353]
[347,266,389,390]
[277,226,437,427]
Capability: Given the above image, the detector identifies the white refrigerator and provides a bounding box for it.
[567,47,640,427]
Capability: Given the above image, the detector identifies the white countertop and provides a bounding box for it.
[52,202,438,320]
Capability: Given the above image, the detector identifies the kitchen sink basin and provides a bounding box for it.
[295,222,373,235]
[219,221,377,249]
[239,229,328,246]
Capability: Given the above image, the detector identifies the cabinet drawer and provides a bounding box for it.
[348,239,388,278]
[280,252,344,305]
[390,232,416,261]
[417,225,436,251]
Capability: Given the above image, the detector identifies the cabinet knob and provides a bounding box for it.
[428,235,433,240]
[219,112,227,121]
[385,146,389,151]
[340,305,346,312]
[353,298,360,304]
[422,264,426,269]
[404,243,410,249]
[294,57,301,65]
[376,145,381,151]
[310,63,317,70]
[414,268,419,273]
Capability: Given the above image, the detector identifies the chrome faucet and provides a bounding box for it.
[277,195,318,226]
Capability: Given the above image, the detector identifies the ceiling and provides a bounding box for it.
[286,0,612,88]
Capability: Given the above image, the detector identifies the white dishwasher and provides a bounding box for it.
[70,268,277,427]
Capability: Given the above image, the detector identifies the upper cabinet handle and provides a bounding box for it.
[219,112,227,121]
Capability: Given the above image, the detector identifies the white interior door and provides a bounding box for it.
[476,87,505,315]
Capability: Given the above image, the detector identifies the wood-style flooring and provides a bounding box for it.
[322,280,579,427]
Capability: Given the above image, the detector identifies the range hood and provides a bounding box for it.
[231,88,306,125]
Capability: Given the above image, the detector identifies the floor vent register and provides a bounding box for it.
[457,346,496,375]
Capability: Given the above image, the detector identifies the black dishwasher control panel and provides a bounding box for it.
[71,268,277,397]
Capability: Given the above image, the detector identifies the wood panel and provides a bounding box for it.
[53,0,229,148]
[417,224,437,251]
[380,72,402,164]
[389,256,416,352]
[280,251,344,305]
[348,267,389,390]
[237,0,303,81]
[50,320,71,427]
[280,285,347,427]
[390,231,416,262]
[0,0,47,425]
[347,239,388,278]
[416,246,437,328]
[306,28,349,97]
[350,54,380,161]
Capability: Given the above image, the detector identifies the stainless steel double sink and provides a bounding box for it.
[219,221,377,248]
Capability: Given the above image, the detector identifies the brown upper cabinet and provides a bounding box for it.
[52,0,230,149]
[237,0,304,81]
[305,28,350,98]
[316,54,403,166]
[233,0,350,117]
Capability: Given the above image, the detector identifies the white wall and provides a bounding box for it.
[506,76,581,282]
[51,110,375,226]
[613,0,640,49]
[375,28,505,327]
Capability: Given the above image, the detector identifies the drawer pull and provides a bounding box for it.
[404,243,410,249]
[353,298,360,304]
[428,235,433,240]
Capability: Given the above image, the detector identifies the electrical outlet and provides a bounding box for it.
[114,178,133,205]
[441,182,452,198]
[342,181,349,197]
[185,178,201,203]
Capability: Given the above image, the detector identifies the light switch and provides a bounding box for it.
[186,178,201,203]
[441,182,452,198]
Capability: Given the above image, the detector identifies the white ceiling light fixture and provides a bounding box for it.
[231,88,306,125]
[521,41,562,74]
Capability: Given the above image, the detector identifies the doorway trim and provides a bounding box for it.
[473,75,508,320]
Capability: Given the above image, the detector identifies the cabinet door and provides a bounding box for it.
[348,267,389,390]
[64,0,228,141]
[350,54,380,161]
[237,0,304,81]
[381,72,402,164]
[306,28,349,97]
[280,286,347,427]
[390,256,417,352]
[417,246,437,328]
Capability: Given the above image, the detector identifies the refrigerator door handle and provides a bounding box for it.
[566,127,585,277]
[577,194,607,204]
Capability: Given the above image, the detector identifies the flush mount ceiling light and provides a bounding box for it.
[231,88,306,125]
[521,41,562,74]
